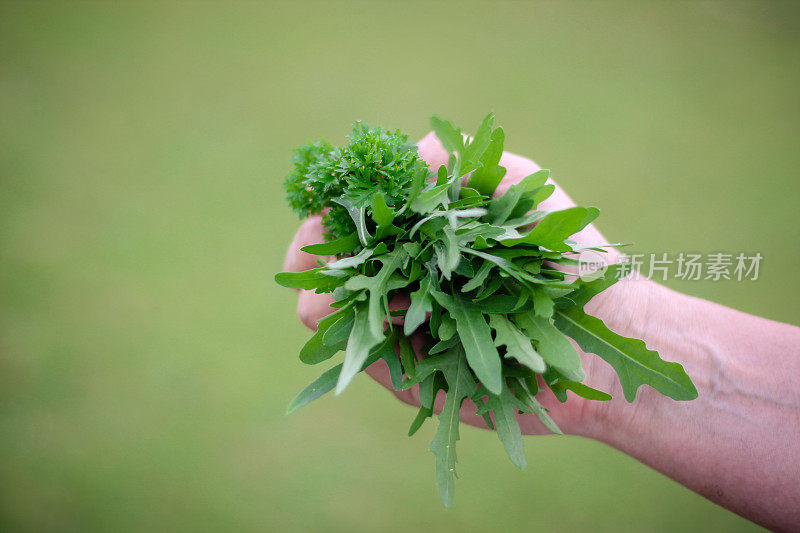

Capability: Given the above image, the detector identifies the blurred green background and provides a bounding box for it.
[2,1,798,531]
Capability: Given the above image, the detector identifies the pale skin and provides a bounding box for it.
[284,132,800,532]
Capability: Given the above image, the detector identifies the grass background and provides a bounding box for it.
[2,1,798,531]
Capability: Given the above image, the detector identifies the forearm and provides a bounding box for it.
[583,279,800,531]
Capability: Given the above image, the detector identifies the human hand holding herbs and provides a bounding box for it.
[278,115,800,531]
[282,126,639,437]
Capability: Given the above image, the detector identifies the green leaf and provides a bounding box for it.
[501,207,597,251]
[467,127,506,196]
[322,309,355,347]
[287,335,392,414]
[345,249,407,338]
[327,247,374,270]
[487,170,550,225]
[405,274,433,336]
[430,116,464,155]
[411,183,450,214]
[371,192,394,229]
[488,314,546,373]
[510,378,563,435]
[408,374,437,436]
[554,307,698,402]
[409,405,432,437]
[461,261,493,292]
[333,197,371,246]
[336,304,386,395]
[429,348,477,508]
[401,350,449,389]
[398,335,417,379]
[286,364,342,414]
[577,206,600,232]
[274,267,346,291]
[432,291,502,395]
[438,313,457,341]
[515,313,585,381]
[438,226,461,279]
[477,385,527,468]
[382,346,404,390]
[399,167,430,215]
[298,306,351,364]
[473,275,504,301]
[557,263,625,309]
[549,379,612,401]
[300,233,360,256]
[471,294,533,314]
[532,287,555,318]
[429,335,460,355]
[461,112,495,174]
[408,406,433,437]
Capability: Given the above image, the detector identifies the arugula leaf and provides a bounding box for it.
[428,347,476,508]
[549,379,612,402]
[401,350,449,389]
[336,303,386,394]
[398,335,417,379]
[322,309,355,347]
[274,267,344,291]
[476,384,527,468]
[298,305,351,364]
[467,127,506,196]
[371,192,395,229]
[554,307,698,402]
[557,263,625,309]
[428,335,460,355]
[288,332,395,414]
[439,226,461,279]
[332,197,371,246]
[345,248,407,338]
[488,314,546,373]
[460,112,495,174]
[515,313,585,381]
[472,294,533,314]
[327,247,374,270]
[286,364,342,414]
[399,167,430,216]
[461,260,493,292]
[405,273,434,335]
[510,377,563,435]
[486,169,550,225]
[501,207,598,251]
[436,314,455,342]
[432,291,502,395]
[301,233,360,256]
[411,183,450,214]
[430,116,463,155]
[382,346,404,390]
[408,374,438,436]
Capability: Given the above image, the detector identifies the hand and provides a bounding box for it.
[284,136,800,530]
[283,132,653,436]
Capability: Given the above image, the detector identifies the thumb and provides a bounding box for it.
[416,131,449,172]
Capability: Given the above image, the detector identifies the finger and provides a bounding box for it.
[283,215,328,273]
[365,335,424,407]
[416,131,449,171]
[493,149,618,259]
[494,150,577,213]
[297,290,335,330]
[365,360,418,406]
[495,150,542,194]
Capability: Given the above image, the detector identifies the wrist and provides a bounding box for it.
[572,277,701,441]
